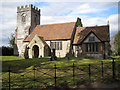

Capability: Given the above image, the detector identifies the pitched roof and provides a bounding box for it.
[73,25,109,44]
[31,34,48,46]
[24,22,76,42]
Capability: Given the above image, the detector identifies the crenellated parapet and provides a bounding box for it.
[17,4,40,14]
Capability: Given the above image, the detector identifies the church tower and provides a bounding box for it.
[14,4,40,57]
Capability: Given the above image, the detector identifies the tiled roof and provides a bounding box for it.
[73,25,109,44]
[24,22,76,41]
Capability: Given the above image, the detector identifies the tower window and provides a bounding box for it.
[21,13,26,23]
[22,16,26,22]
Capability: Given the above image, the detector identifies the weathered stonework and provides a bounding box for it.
[14,4,40,57]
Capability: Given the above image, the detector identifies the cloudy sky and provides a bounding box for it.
[0,0,119,46]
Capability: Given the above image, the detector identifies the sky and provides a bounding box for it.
[0,0,119,46]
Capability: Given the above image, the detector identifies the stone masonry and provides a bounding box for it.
[14,4,40,57]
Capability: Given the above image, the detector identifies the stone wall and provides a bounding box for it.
[82,43,103,58]
[73,45,82,57]
[73,32,106,58]
[73,43,104,58]
[46,40,71,57]
[23,38,70,58]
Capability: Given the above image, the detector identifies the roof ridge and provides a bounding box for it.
[38,22,76,26]
[77,25,109,28]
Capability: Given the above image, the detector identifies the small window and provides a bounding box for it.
[22,16,26,22]
[21,13,26,23]
[89,36,95,41]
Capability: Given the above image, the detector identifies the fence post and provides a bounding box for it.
[73,63,75,85]
[101,61,104,77]
[33,66,36,88]
[54,64,57,88]
[88,64,91,81]
[112,58,116,79]
[8,66,11,90]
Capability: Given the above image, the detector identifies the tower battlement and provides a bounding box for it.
[17,4,40,13]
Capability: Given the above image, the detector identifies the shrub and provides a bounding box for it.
[0,46,14,56]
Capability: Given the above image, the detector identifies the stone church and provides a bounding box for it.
[14,4,111,59]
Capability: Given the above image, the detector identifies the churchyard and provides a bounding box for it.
[1,56,120,88]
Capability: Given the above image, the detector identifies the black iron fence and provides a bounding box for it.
[2,58,120,89]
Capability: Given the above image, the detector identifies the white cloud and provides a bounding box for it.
[40,2,77,16]
[40,2,117,16]
[107,14,118,37]
[41,15,88,24]
[0,20,16,41]
[83,17,107,26]
[71,4,100,14]
[0,1,118,46]
[107,14,118,25]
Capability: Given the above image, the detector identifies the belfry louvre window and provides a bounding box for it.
[51,42,62,50]
[86,43,99,52]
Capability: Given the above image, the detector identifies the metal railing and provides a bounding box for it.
[2,58,120,89]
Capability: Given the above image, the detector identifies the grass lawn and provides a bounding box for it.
[1,56,24,61]
[2,56,120,88]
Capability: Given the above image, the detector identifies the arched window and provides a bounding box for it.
[21,13,26,23]
[22,16,25,22]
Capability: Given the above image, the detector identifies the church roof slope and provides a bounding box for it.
[24,22,76,41]
[73,25,109,44]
